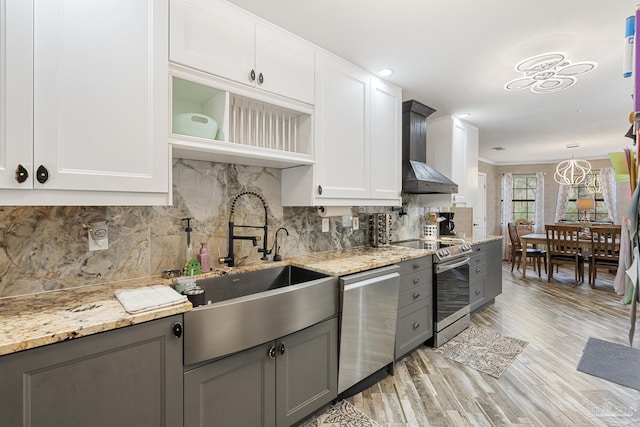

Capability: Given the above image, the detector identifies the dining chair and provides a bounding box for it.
[545,225,585,284]
[508,222,547,277]
[514,218,534,238]
[589,225,621,286]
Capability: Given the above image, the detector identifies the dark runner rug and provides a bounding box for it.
[577,337,640,391]
[433,325,528,378]
[304,400,378,427]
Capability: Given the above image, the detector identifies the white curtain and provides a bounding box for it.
[501,173,513,258]
[599,167,618,223]
[554,184,571,222]
[534,171,545,233]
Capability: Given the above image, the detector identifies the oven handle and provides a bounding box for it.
[435,257,470,274]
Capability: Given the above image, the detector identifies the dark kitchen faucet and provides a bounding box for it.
[272,227,289,262]
[219,191,270,267]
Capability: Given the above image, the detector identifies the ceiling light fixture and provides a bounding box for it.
[377,67,394,77]
[505,52,598,94]
[554,144,592,186]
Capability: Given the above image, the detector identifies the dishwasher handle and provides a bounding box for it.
[342,271,400,291]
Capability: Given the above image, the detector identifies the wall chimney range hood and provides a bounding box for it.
[402,100,458,194]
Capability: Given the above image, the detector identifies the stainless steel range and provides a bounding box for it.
[395,239,473,347]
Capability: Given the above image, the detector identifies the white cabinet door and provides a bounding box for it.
[314,53,370,200]
[32,0,168,192]
[170,0,255,87]
[370,77,401,201]
[0,0,33,189]
[255,23,314,104]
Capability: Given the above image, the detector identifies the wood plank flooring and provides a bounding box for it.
[346,263,640,426]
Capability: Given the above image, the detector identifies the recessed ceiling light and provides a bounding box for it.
[504,52,597,94]
[377,68,394,77]
[492,146,506,151]
[457,113,471,118]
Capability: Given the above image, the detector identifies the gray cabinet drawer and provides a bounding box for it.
[471,251,487,266]
[395,299,433,359]
[470,276,486,310]
[399,256,432,276]
[470,261,487,280]
[397,283,430,309]
[399,270,432,293]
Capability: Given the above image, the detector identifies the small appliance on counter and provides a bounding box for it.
[439,212,456,236]
[367,213,393,247]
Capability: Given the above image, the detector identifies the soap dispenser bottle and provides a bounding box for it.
[198,243,211,273]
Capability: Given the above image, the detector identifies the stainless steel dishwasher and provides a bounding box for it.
[338,265,400,393]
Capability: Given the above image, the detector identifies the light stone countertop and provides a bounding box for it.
[0,236,502,357]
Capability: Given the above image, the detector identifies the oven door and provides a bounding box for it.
[434,257,470,332]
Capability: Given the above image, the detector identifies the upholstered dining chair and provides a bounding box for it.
[545,224,585,284]
[589,225,622,286]
[508,222,547,277]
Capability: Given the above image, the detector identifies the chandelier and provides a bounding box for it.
[554,158,592,186]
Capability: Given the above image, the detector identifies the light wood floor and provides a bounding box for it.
[346,262,640,426]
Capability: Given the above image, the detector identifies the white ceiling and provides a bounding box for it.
[227,0,637,165]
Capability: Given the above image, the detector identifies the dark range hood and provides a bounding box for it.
[402,100,458,194]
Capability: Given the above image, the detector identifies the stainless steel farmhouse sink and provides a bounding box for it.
[183,266,338,366]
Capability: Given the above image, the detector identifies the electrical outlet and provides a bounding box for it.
[322,218,330,232]
[88,221,109,251]
[352,217,359,230]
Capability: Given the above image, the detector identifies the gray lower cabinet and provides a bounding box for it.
[395,256,433,359]
[470,240,503,312]
[0,315,184,427]
[184,317,338,427]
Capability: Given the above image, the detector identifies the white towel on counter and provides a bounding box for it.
[115,285,187,314]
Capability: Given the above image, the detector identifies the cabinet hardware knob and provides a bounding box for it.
[15,164,28,183]
[250,69,256,82]
[413,292,420,299]
[258,72,264,84]
[279,342,286,355]
[413,322,420,329]
[172,322,183,338]
[476,258,481,263]
[36,165,49,184]
[413,264,419,269]
[475,289,481,295]
[317,185,323,195]
[413,278,420,284]
[268,345,277,359]
[476,268,481,273]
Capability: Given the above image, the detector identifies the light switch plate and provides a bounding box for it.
[322,218,329,232]
[352,217,359,230]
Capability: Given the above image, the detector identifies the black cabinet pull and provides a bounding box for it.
[258,72,264,84]
[317,185,322,195]
[475,289,481,295]
[413,264,419,269]
[279,342,285,355]
[172,323,182,338]
[36,165,49,184]
[15,164,28,183]
[268,345,276,359]
[250,69,256,82]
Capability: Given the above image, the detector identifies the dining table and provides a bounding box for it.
[518,232,594,279]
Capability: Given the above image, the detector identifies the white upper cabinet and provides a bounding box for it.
[0,0,169,205]
[281,52,402,207]
[370,77,402,201]
[427,116,479,208]
[170,0,314,104]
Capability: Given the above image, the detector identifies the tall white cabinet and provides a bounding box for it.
[282,52,402,206]
[0,0,169,205]
[427,116,479,208]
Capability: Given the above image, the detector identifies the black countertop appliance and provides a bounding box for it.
[439,212,456,236]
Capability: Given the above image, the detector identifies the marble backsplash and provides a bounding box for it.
[0,159,434,298]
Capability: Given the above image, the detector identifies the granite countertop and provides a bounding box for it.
[0,236,502,357]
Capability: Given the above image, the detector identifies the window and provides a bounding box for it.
[562,174,610,223]
[511,175,536,222]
